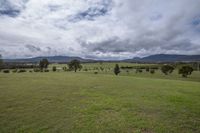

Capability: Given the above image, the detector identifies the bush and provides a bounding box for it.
[114,64,120,75]
[179,66,193,78]
[161,65,174,75]
[83,68,88,71]
[33,68,40,72]
[94,72,98,74]
[150,69,155,74]
[52,66,57,72]
[136,69,143,73]
[12,69,18,73]
[126,70,129,74]
[18,69,26,73]
[29,70,33,73]
[63,67,67,71]
[3,69,10,73]
[146,67,150,72]
[44,69,49,72]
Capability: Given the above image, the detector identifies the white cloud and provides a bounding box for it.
[0,0,200,59]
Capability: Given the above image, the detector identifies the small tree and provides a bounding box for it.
[63,66,67,71]
[0,54,3,70]
[52,66,57,72]
[146,67,150,72]
[39,59,49,70]
[150,69,155,74]
[179,66,193,78]
[68,60,82,72]
[114,64,120,75]
[161,65,174,75]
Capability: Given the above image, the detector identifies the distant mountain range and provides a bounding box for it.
[4,54,200,63]
[130,54,200,62]
[4,56,94,63]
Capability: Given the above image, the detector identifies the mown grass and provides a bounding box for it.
[0,72,200,133]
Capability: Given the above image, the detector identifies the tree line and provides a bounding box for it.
[0,54,197,77]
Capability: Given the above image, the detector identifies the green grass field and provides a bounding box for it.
[0,70,200,133]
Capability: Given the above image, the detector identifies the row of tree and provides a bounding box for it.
[115,64,194,77]
[0,55,195,77]
[39,59,82,72]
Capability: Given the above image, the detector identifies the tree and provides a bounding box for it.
[114,64,120,75]
[68,60,82,72]
[161,65,174,75]
[52,66,57,72]
[39,59,49,70]
[0,54,3,70]
[150,69,155,74]
[179,66,193,78]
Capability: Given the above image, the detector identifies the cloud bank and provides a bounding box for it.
[0,0,200,59]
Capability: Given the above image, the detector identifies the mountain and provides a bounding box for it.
[4,56,95,63]
[131,54,200,62]
[4,54,200,63]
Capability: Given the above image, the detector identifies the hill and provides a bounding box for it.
[3,54,200,63]
[130,54,200,62]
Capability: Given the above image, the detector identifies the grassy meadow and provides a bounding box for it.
[0,63,200,133]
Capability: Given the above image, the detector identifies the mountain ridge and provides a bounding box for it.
[3,54,200,63]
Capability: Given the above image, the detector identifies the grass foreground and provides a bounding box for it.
[0,72,200,133]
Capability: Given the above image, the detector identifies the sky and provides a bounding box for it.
[0,0,200,59]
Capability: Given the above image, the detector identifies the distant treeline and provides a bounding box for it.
[120,62,200,71]
[1,62,39,69]
[121,66,159,70]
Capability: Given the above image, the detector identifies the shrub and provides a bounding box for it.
[136,69,143,73]
[12,69,18,73]
[126,70,129,74]
[18,69,26,73]
[114,64,120,75]
[161,65,174,75]
[179,66,193,78]
[44,69,49,72]
[52,66,57,72]
[3,69,10,73]
[63,67,67,71]
[83,68,88,71]
[150,69,155,74]
[29,70,33,73]
[146,67,150,72]
[94,72,98,74]
[33,68,40,72]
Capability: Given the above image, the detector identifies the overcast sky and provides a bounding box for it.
[0,0,200,59]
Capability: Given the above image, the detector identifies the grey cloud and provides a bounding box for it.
[69,0,112,22]
[25,44,41,52]
[0,0,28,17]
[0,0,200,59]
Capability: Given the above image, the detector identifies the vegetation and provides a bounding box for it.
[52,66,57,72]
[18,69,26,73]
[150,69,155,74]
[68,60,82,72]
[114,64,120,75]
[3,69,9,73]
[0,54,3,70]
[179,66,194,78]
[39,59,49,70]
[161,65,174,75]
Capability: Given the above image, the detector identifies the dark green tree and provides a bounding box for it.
[52,66,57,72]
[179,66,193,78]
[0,54,3,70]
[68,60,82,72]
[161,65,174,75]
[39,59,49,70]
[114,64,120,75]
